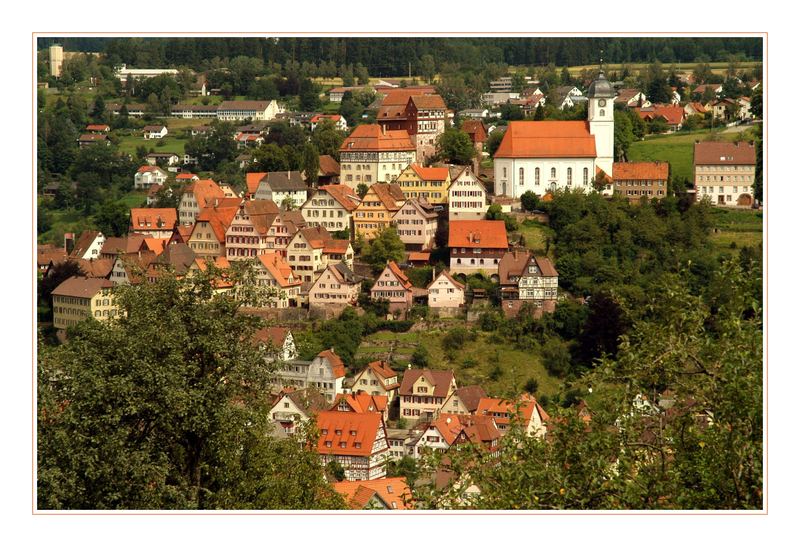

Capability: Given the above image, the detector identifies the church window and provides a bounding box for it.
[567,168,572,185]
[583,168,589,185]
[600,109,605,117]
[535,168,540,185]
[550,167,556,179]
[519,167,524,185]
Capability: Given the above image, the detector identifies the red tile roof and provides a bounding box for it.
[246,172,268,195]
[85,124,110,131]
[386,260,412,289]
[318,155,341,177]
[254,326,290,348]
[367,360,397,382]
[411,164,450,181]
[399,369,455,398]
[476,394,550,427]
[612,161,669,181]
[332,391,388,414]
[316,411,384,457]
[409,94,447,110]
[448,220,508,250]
[315,184,360,210]
[176,173,198,180]
[129,208,177,233]
[340,125,415,152]
[185,179,226,209]
[52,276,113,298]
[333,477,413,510]
[494,121,596,158]
[194,205,239,242]
[368,183,406,211]
[310,114,342,123]
[694,141,756,166]
[317,349,346,379]
[256,253,300,289]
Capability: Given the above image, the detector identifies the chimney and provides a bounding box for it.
[64,232,75,254]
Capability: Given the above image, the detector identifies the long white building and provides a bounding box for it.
[493,72,616,198]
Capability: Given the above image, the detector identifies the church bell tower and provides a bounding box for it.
[587,70,616,179]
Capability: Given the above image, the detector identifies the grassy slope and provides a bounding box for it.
[356,328,562,399]
[628,129,742,182]
[708,208,763,252]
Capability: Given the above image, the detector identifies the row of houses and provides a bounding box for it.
[107,99,285,122]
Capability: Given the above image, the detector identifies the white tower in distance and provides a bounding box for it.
[586,70,616,180]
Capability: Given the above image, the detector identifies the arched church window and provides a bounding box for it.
[535,168,540,185]
[600,109,605,117]
[519,167,524,185]
[583,168,589,185]
[567,168,572,185]
[550,167,556,179]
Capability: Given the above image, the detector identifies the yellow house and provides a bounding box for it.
[353,183,406,240]
[51,276,116,330]
[395,164,451,204]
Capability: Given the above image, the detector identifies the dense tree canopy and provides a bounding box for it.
[38,269,345,510]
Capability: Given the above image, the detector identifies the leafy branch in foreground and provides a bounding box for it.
[38,268,344,510]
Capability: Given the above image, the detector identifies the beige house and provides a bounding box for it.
[427,269,466,308]
[399,369,457,424]
[339,124,416,190]
[269,388,328,437]
[286,226,332,285]
[476,395,550,438]
[52,276,116,330]
[351,360,401,404]
[392,198,438,251]
[300,185,361,234]
[438,385,488,416]
[308,263,362,311]
[694,141,757,207]
[246,253,302,308]
[225,200,282,261]
[187,204,239,259]
[178,179,227,225]
[447,168,489,221]
[370,261,414,314]
[354,183,406,240]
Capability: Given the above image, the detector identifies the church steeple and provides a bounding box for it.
[587,67,616,181]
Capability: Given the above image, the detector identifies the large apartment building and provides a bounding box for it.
[693,141,757,207]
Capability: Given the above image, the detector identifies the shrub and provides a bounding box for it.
[524,378,539,394]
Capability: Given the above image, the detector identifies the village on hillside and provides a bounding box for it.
[36,37,764,511]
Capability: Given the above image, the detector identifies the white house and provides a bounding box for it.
[427,269,466,309]
[255,327,298,362]
[493,72,615,198]
[143,125,168,139]
[254,171,309,209]
[447,167,489,221]
[270,349,347,403]
[134,165,168,190]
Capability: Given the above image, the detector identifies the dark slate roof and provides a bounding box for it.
[586,72,616,98]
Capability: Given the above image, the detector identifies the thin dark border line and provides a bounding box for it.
[31,32,767,517]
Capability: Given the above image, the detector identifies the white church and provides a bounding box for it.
[493,72,616,198]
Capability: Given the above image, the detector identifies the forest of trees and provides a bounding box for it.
[37,37,762,75]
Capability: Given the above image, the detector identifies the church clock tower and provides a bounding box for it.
[587,71,616,180]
